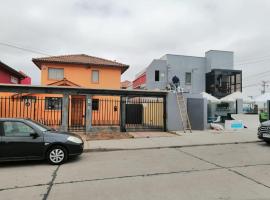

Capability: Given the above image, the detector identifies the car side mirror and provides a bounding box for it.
[30,132,39,139]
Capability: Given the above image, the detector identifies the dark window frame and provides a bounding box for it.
[45,97,62,110]
[91,70,100,83]
[206,69,242,98]
[48,68,64,80]
[92,99,99,111]
[185,72,192,85]
[155,70,160,82]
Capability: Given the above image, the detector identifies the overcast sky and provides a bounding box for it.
[1,0,270,97]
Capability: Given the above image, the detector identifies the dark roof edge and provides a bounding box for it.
[0,61,26,79]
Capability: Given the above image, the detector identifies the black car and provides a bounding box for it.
[258,120,270,144]
[0,118,84,165]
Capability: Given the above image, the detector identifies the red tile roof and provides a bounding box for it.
[32,54,129,74]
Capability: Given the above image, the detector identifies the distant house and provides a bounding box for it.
[133,71,146,89]
[0,61,31,84]
[19,71,32,85]
[120,80,132,89]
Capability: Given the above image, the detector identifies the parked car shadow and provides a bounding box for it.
[0,159,47,168]
[257,142,270,147]
[67,155,83,163]
[0,156,83,167]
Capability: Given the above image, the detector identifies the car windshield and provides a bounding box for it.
[27,120,55,132]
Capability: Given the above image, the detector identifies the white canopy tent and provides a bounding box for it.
[220,91,253,103]
[200,92,221,103]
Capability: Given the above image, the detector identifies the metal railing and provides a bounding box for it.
[92,98,120,126]
[0,96,62,128]
[0,95,165,132]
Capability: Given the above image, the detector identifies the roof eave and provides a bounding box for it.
[0,62,26,79]
[32,59,129,73]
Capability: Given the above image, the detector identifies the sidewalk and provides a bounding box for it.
[83,129,261,152]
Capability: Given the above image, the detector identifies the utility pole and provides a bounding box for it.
[262,81,269,94]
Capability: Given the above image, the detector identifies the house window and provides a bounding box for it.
[48,68,64,80]
[10,76,18,84]
[185,72,192,85]
[92,99,99,111]
[155,70,160,82]
[45,97,62,110]
[92,70,99,83]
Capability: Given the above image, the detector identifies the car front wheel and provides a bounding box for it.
[47,146,67,165]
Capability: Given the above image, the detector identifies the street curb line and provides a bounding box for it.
[83,140,263,153]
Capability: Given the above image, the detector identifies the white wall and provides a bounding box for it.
[146,59,168,90]
[205,50,234,73]
[145,50,234,94]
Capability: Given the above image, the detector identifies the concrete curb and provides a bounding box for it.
[83,140,263,153]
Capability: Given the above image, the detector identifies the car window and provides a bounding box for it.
[27,120,53,132]
[3,121,35,137]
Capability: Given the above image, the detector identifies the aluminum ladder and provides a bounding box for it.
[176,93,192,133]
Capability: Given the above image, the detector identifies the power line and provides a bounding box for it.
[242,83,261,88]
[235,51,270,65]
[2,40,270,70]
[0,42,51,56]
[2,41,270,85]
[244,69,270,80]
[2,41,270,69]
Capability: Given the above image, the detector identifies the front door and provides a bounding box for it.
[71,98,85,128]
[0,121,44,160]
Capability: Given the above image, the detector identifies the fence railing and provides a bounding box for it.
[0,96,62,128]
[0,96,165,131]
[92,98,120,126]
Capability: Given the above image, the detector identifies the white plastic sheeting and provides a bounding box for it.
[200,92,220,103]
[220,91,253,103]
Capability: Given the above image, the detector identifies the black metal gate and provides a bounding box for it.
[125,97,164,131]
[126,104,143,124]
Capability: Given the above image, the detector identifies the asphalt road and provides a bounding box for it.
[1,142,270,200]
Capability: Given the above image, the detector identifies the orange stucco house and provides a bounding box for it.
[0,54,129,130]
[32,54,128,89]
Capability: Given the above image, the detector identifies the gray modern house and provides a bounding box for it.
[133,50,242,98]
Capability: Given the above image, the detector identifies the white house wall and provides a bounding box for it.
[145,50,235,94]
[205,50,234,73]
[165,54,206,94]
[146,59,168,90]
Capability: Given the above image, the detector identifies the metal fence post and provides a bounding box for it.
[163,96,167,132]
[268,100,270,120]
[61,94,69,132]
[85,94,92,133]
[120,96,126,132]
